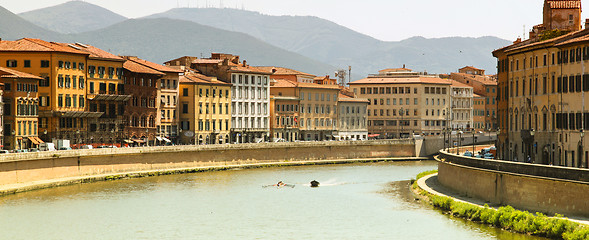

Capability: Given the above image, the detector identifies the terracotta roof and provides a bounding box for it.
[459,66,484,71]
[473,93,484,98]
[256,66,315,77]
[180,72,230,86]
[271,78,340,90]
[123,59,165,75]
[451,72,497,86]
[0,67,43,80]
[125,56,182,73]
[60,43,123,61]
[547,0,581,9]
[0,38,89,55]
[338,93,369,103]
[229,65,273,75]
[450,80,473,88]
[350,77,451,85]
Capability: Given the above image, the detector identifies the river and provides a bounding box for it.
[0,160,543,239]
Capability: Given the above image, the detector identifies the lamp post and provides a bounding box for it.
[580,129,585,168]
[443,127,446,151]
[530,128,535,163]
[458,130,463,155]
[472,129,476,154]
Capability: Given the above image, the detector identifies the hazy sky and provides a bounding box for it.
[1,0,585,41]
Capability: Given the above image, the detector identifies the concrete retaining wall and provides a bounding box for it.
[0,140,415,187]
[437,150,589,218]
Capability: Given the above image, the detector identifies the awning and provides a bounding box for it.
[156,137,163,141]
[132,139,145,143]
[162,137,171,143]
[34,137,44,144]
[367,134,380,138]
[28,137,39,145]
[124,140,133,143]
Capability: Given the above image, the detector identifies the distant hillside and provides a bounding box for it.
[146,8,511,76]
[19,1,127,34]
[71,18,339,76]
[0,6,62,40]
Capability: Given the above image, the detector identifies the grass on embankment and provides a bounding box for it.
[413,170,589,240]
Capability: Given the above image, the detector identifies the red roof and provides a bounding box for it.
[126,56,182,73]
[180,72,230,86]
[0,38,89,55]
[123,58,165,75]
[0,67,43,80]
[257,66,315,77]
[60,43,123,61]
[350,77,451,85]
[272,79,340,90]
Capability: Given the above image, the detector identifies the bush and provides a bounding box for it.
[413,170,589,239]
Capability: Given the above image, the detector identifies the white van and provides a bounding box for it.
[39,143,56,151]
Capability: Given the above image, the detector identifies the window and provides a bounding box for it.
[24,60,31,68]
[6,60,17,68]
[41,60,50,68]
[183,88,188,96]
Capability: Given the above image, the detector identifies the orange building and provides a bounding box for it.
[0,67,43,150]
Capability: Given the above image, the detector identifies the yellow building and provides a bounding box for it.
[492,0,589,166]
[68,43,129,146]
[178,71,232,144]
[0,38,101,143]
[0,67,43,150]
[271,77,340,141]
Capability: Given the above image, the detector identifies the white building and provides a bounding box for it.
[229,70,271,143]
[449,80,474,130]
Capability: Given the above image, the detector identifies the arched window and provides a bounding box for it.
[141,116,147,127]
[149,116,155,127]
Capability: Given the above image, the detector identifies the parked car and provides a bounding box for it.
[28,148,40,152]
[80,145,93,149]
[0,150,9,154]
[58,147,72,151]
[39,143,57,151]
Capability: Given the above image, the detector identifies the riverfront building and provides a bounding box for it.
[449,70,498,130]
[178,71,232,144]
[449,80,474,130]
[121,57,164,145]
[336,90,369,140]
[166,54,271,143]
[71,43,129,146]
[0,67,41,150]
[350,68,453,138]
[0,38,102,144]
[128,57,182,144]
[492,0,589,166]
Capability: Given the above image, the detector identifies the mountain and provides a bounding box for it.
[146,8,511,76]
[0,6,62,40]
[71,18,339,76]
[18,1,127,34]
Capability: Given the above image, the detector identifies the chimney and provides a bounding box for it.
[585,19,589,29]
[513,38,522,44]
[243,60,247,67]
[403,64,405,69]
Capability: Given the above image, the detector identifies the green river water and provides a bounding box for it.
[0,161,544,239]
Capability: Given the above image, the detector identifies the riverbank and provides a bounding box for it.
[414,171,589,239]
[0,156,428,196]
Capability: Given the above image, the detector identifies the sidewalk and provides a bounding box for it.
[417,173,589,226]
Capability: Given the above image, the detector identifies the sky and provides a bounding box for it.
[1,0,586,41]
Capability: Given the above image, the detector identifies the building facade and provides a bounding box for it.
[350,68,452,138]
[178,71,231,145]
[122,57,164,145]
[269,95,300,142]
[492,0,589,166]
[0,67,41,150]
[0,38,104,144]
[336,92,368,140]
[167,54,271,143]
[449,80,474,130]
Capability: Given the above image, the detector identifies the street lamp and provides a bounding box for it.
[472,129,476,154]
[457,130,463,155]
[530,128,535,163]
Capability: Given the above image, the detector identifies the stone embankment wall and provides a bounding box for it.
[437,150,589,218]
[0,140,414,189]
